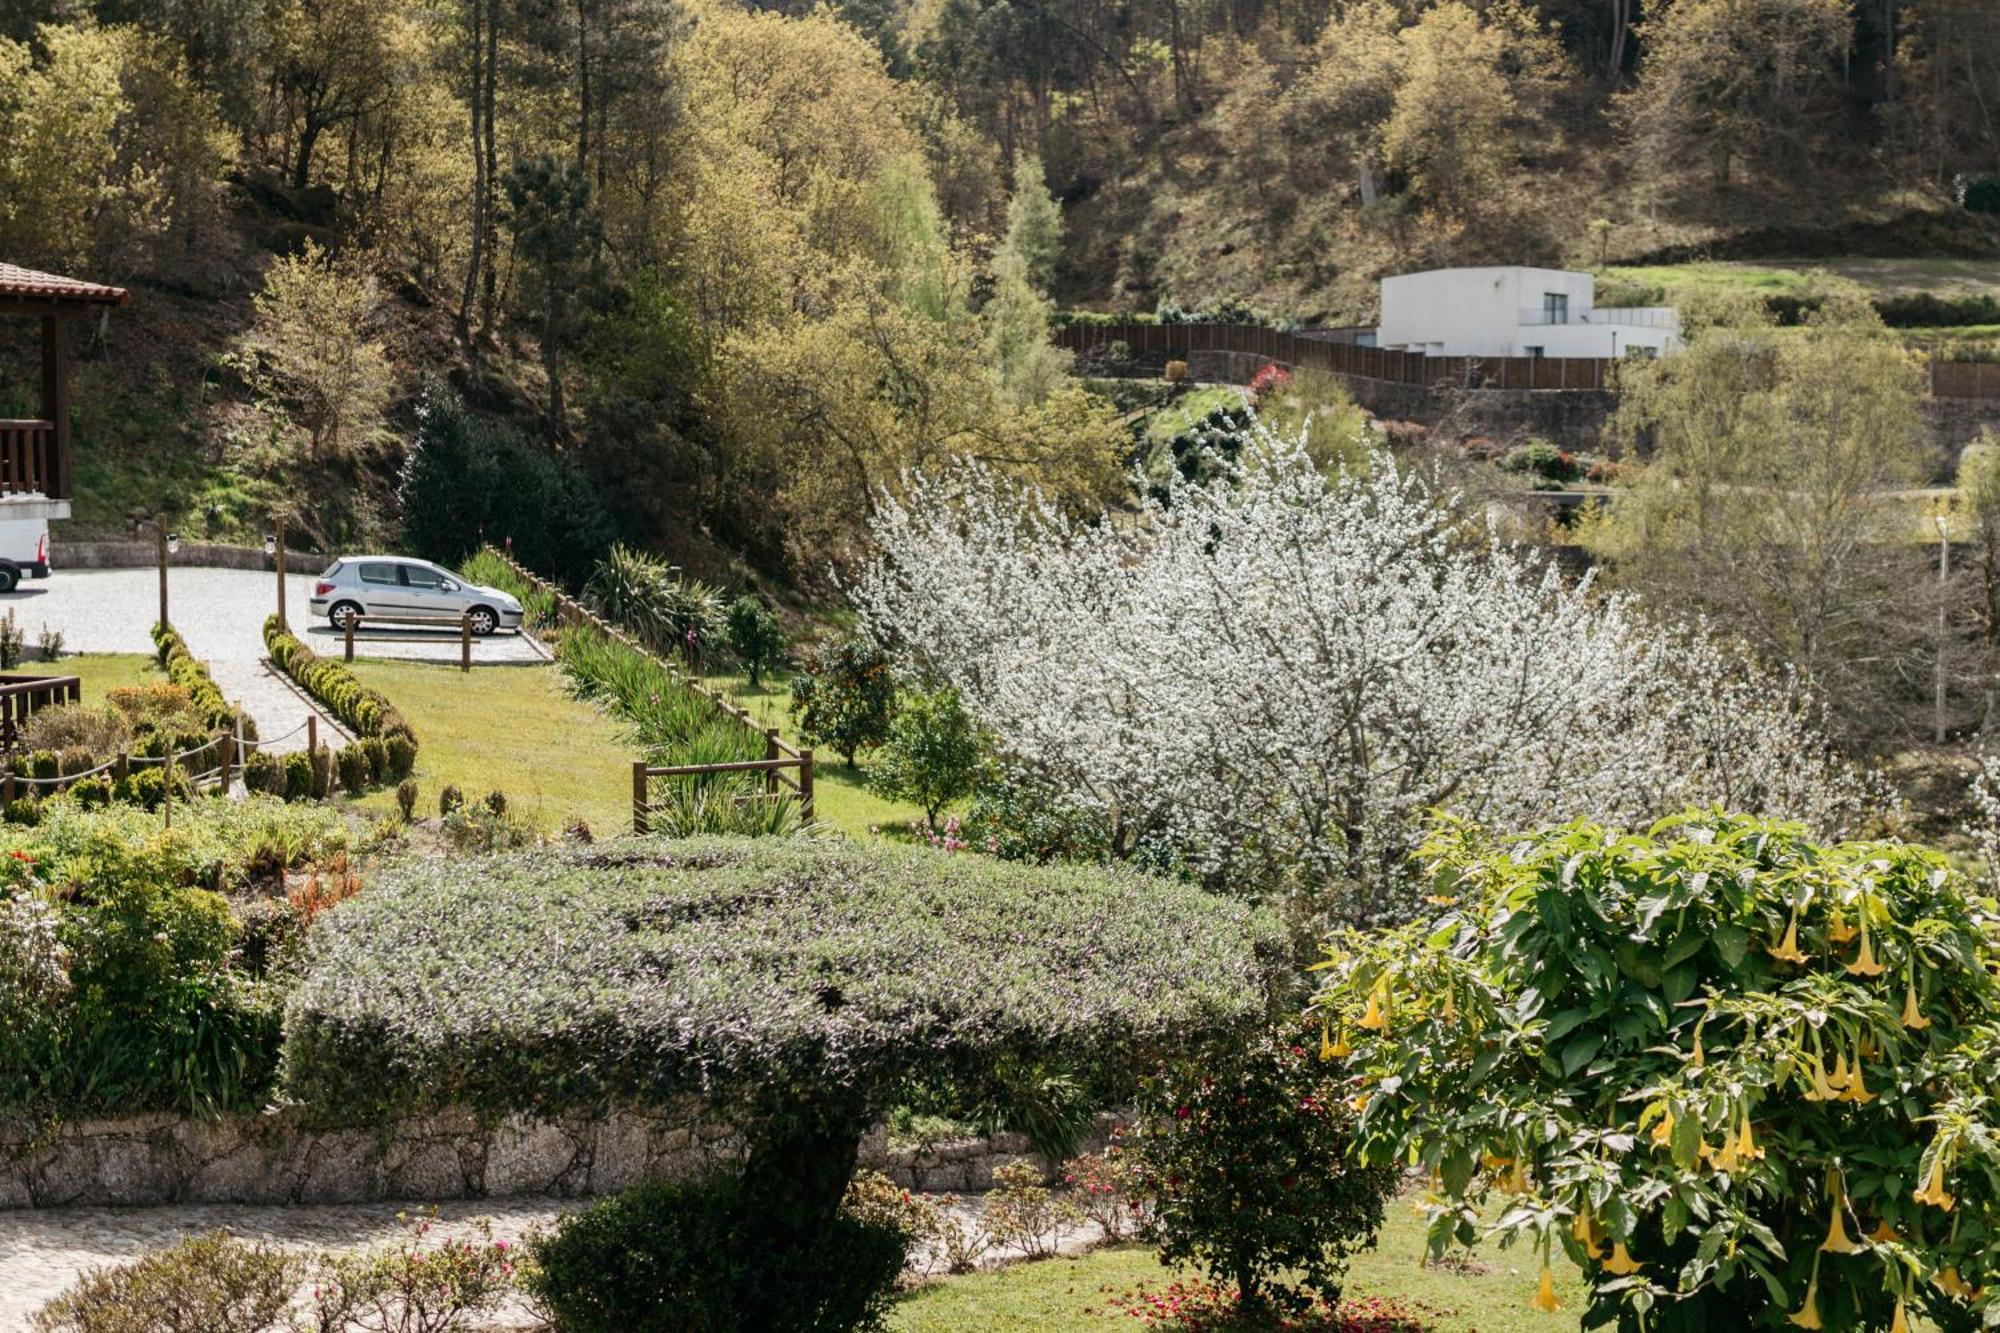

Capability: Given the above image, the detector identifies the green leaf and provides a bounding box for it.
[1563,1032,1604,1076]
[1711,924,1750,969]
[1546,1006,1594,1043]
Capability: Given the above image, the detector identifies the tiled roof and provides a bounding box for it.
[0,263,127,304]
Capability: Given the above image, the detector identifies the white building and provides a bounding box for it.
[1373,266,1679,359]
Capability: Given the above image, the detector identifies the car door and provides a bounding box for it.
[397,561,460,620]
[355,561,405,617]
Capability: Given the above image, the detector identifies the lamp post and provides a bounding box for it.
[265,515,287,629]
[1937,511,1951,745]
[139,516,179,628]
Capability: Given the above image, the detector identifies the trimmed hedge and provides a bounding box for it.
[282,837,1285,1123]
[263,615,417,751]
[152,623,255,739]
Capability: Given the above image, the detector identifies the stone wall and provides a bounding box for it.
[0,1107,1112,1209]
[50,540,328,572]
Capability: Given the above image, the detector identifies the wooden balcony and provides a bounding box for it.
[0,419,58,496]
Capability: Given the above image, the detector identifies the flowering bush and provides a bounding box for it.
[1108,1279,1432,1330]
[1316,813,2000,1331]
[790,635,897,766]
[985,1160,1084,1258]
[1126,1028,1398,1316]
[31,1231,299,1333]
[306,1213,515,1333]
[1064,1143,1146,1239]
[855,425,1856,925]
[1247,362,1293,402]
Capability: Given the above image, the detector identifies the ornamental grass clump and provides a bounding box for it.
[284,835,1283,1311]
[1315,812,2000,1332]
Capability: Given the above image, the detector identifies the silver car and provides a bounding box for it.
[309,556,524,636]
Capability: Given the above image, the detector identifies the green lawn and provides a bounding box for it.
[1600,258,2000,303]
[698,668,932,839]
[890,1192,1590,1333]
[21,652,159,697]
[1143,385,1249,444]
[344,660,638,834]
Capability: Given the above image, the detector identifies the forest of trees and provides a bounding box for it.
[0,0,1994,578]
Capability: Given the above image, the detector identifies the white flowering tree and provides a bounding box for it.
[853,423,1862,920]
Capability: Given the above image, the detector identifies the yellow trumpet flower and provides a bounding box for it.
[1828,905,1858,945]
[1890,1296,1912,1333]
[1442,988,1457,1022]
[1349,1089,1372,1114]
[1357,987,1390,1032]
[1822,1197,1863,1254]
[1650,1108,1676,1148]
[1530,1258,1563,1314]
[1869,1220,1899,1244]
[1843,1058,1878,1105]
[1903,977,1931,1031]
[1691,1028,1706,1068]
[1328,1028,1353,1059]
[1914,1156,1955,1211]
[1769,908,1811,964]
[1602,1242,1644,1276]
[1572,1205,1606,1261]
[1937,1266,1974,1299]
[1827,1049,1852,1091]
[1847,914,1887,977]
[1788,1260,1825,1329]
[1735,1111,1765,1162]
[1506,1159,1531,1194]
[1802,1054,1840,1102]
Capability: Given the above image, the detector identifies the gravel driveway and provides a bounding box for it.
[0,568,543,753]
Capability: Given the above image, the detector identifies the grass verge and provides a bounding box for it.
[343,660,636,834]
[888,1190,1591,1333]
[21,652,159,697]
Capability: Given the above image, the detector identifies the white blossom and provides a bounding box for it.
[854,421,1864,921]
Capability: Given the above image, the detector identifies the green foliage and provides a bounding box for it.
[263,614,418,751]
[869,686,982,828]
[962,775,1114,866]
[280,751,312,803]
[243,237,391,460]
[438,784,464,816]
[790,636,897,767]
[1315,813,2000,1331]
[525,1172,909,1333]
[335,745,369,794]
[397,384,614,587]
[395,778,418,821]
[1127,1027,1397,1315]
[151,623,251,737]
[30,1231,299,1333]
[282,835,1281,1131]
[440,800,535,852]
[583,544,727,659]
[0,610,25,670]
[361,736,390,785]
[243,750,281,796]
[725,595,785,686]
[552,623,762,769]
[1963,175,2000,215]
[303,1213,516,1333]
[384,734,416,781]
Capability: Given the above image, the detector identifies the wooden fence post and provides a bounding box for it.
[307,715,317,764]
[798,749,814,825]
[162,748,174,830]
[344,616,355,663]
[220,730,234,792]
[3,771,14,807]
[632,760,650,835]
[461,612,471,672]
[115,749,128,783]
[764,728,780,796]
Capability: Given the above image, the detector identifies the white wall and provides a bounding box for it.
[1376,266,1677,358]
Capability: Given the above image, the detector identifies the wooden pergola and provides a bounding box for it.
[0,262,127,502]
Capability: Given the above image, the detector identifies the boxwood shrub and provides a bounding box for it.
[152,623,256,740]
[284,836,1284,1253]
[262,615,417,751]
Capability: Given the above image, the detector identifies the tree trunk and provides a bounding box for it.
[737,1106,868,1243]
[458,0,487,346]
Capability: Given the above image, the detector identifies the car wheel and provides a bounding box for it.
[0,564,18,594]
[467,606,498,637]
[329,600,362,631]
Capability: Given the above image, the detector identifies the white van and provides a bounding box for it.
[0,514,52,592]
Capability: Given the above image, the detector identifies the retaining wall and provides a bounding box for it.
[50,540,327,572]
[0,1107,1114,1209]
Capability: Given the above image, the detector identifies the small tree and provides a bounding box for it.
[1127,1026,1398,1318]
[869,686,982,829]
[725,596,785,687]
[1317,813,2000,1332]
[502,154,602,438]
[247,238,393,461]
[790,636,897,767]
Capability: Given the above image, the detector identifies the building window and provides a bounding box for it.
[1524,346,1544,359]
[1542,293,1568,324]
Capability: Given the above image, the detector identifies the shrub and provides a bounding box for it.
[395,779,418,821]
[262,615,417,752]
[305,1212,515,1333]
[725,595,785,686]
[0,894,70,1110]
[524,1172,909,1333]
[481,789,506,817]
[0,610,23,669]
[790,636,896,767]
[440,802,533,852]
[1316,813,2000,1331]
[283,837,1282,1274]
[1164,359,1189,383]
[583,544,726,660]
[385,734,416,781]
[1064,1145,1145,1240]
[1125,1027,1397,1317]
[152,624,250,735]
[64,775,111,809]
[113,766,192,812]
[438,784,464,816]
[336,745,370,794]
[961,775,1112,866]
[4,797,41,824]
[281,752,313,803]
[30,1231,299,1333]
[36,624,62,662]
[30,749,58,781]
[244,751,281,796]
[19,705,130,756]
[1957,173,2000,214]
[361,736,390,785]
[984,1160,1083,1259]
[868,686,982,830]
[310,745,334,800]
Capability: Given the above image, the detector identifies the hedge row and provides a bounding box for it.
[152,623,254,737]
[263,615,417,749]
[281,837,1285,1123]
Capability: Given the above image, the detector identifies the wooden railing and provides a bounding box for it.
[481,548,817,831]
[0,419,56,495]
[342,611,477,671]
[1053,323,1619,392]
[0,673,79,751]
